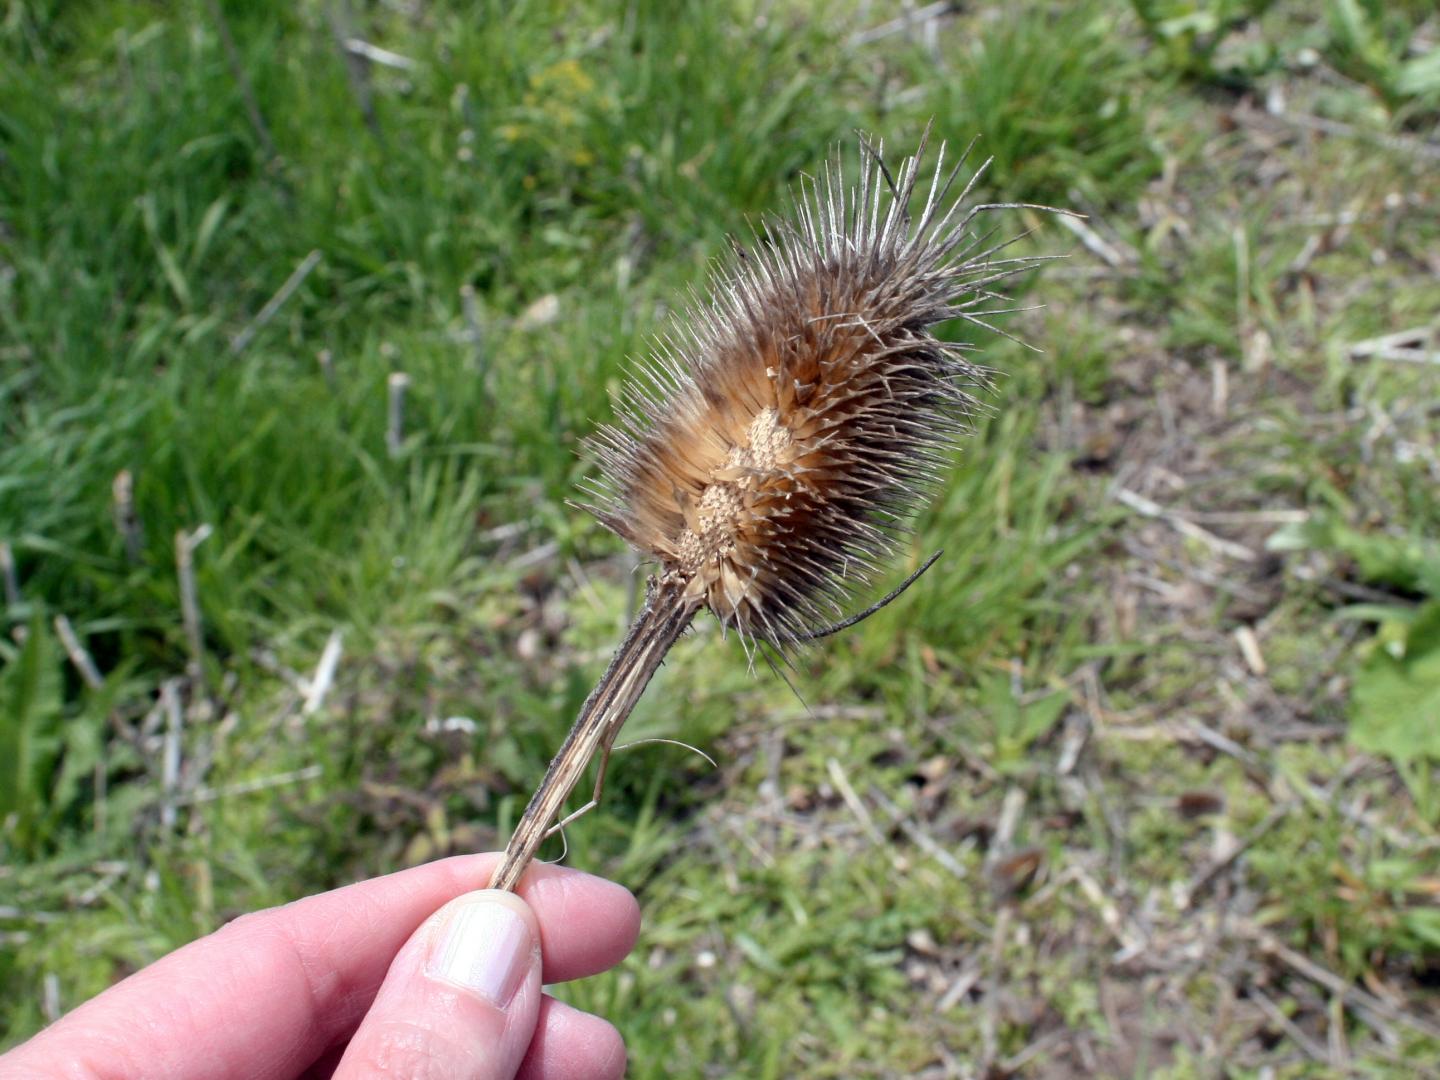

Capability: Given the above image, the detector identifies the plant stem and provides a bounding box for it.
[488,575,698,892]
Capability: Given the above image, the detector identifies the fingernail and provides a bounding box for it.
[424,896,534,1007]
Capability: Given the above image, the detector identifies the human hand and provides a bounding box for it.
[1,854,639,1079]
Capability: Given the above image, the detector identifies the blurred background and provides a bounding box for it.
[2,0,1438,1074]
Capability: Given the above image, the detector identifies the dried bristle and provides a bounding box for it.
[584,132,1047,648]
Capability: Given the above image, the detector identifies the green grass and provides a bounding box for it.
[4,0,1440,1073]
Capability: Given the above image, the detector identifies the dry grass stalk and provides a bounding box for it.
[326,0,382,140]
[0,540,20,608]
[111,469,143,564]
[160,679,184,831]
[301,629,345,716]
[386,371,410,458]
[53,614,104,691]
[229,249,322,355]
[459,283,486,375]
[488,130,1062,892]
[174,524,213,682]
[316,348,336,387]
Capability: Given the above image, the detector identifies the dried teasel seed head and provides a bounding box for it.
[583,130,1057,648]
[489,132,1065,893]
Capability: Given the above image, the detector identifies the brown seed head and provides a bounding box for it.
[585,132,1051,647]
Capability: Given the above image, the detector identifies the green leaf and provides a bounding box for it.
[1017,690,1069,747]
[1349,602,1440,765]
[189,195,231,273]
[1402,908,1440,950]
[1397,48,1440,105]
[979,673,1069,767]
[0,619,64,845]
[1268,514,1440,594]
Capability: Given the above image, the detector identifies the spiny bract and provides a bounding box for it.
[585,132,1047,648]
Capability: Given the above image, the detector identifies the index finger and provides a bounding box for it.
[3,855,639,1080]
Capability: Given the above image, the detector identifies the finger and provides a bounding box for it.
[517,998,626,1080]
[0,856,638,1080]
[299,996,625,1080]
[522,864,641,983]
[334,890,542,1080]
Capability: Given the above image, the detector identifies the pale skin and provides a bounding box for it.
[1,854,639,1080]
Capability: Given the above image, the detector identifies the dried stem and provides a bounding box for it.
[160,679,184,831]
[488,576,698,892]
[112,469,143,564]
[201,0,281,168]
[490,133,1052,890]
[230,249,322,355]
[54,614,104,691]
[175,525,213,682]
[386,372,410,458]
[327,0,382,140]
[302,629,344,716]
[0,540,20,608]
[459,283,486,376]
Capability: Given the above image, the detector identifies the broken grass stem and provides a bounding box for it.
[487,577,698,892]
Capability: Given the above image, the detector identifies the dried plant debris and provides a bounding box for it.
[489,130,1062,891]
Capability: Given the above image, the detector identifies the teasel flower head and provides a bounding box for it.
[584,130,1051,648]
[488,130,1063,893]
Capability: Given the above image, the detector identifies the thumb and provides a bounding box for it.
[334,889,543,1080]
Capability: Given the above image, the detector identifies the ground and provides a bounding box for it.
[2,2,1438,1077]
